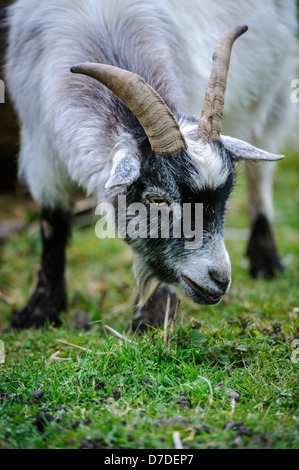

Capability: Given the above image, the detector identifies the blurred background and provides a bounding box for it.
[0,1,18,193]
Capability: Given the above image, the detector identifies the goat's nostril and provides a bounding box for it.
[209,270,230,291]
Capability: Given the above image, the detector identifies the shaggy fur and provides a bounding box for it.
[4,0,298,328]
[5,0,297,210]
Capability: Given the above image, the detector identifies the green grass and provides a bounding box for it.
[0,152,298,449]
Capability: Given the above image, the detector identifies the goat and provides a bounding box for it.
[4,0,297,329]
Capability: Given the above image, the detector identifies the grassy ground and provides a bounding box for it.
[0,152,298,450]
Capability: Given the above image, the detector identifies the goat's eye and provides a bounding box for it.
[147,195,168,206]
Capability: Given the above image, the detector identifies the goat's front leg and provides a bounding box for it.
[245,162,283,279]
[11,208,71,328]
[132,285,178,333]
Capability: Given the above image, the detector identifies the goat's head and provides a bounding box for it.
[71,26,284,305]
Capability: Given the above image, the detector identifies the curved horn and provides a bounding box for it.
[71,63,187,154]
[198,25,248,143]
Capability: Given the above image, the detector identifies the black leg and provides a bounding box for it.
[10,208,72,328]
[246,213,284,279]
[132,285,178,333]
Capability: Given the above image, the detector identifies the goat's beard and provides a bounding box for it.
[133,255,161,306]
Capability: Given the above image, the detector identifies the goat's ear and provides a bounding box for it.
[221,136,285,162]
[105,152,140,189]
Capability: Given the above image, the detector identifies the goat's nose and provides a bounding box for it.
[208,269,230,292]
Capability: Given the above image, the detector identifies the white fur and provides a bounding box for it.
[180,121,230,190]
[178,233,231,298]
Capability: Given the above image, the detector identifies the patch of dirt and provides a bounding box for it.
[0,393,24,404]
[80,438,104,449]
[95,380,105,391]
[225,421,252,436]
[175,391,192,409]
[72,310,91,330]
[112,388,121,400]
[70,419,92,429]
[142,378,153,388]
[32,412,55,433]
[55,406,67,412]
[30,390,44,399]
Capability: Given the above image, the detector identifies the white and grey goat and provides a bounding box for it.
[4,0,298,329]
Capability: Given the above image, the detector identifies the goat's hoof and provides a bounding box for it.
[246,213,284,279]
[11,304,62,329]
[131,286,178,333]
[10,286,63,329]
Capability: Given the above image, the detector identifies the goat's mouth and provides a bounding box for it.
[181,275,222,305]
